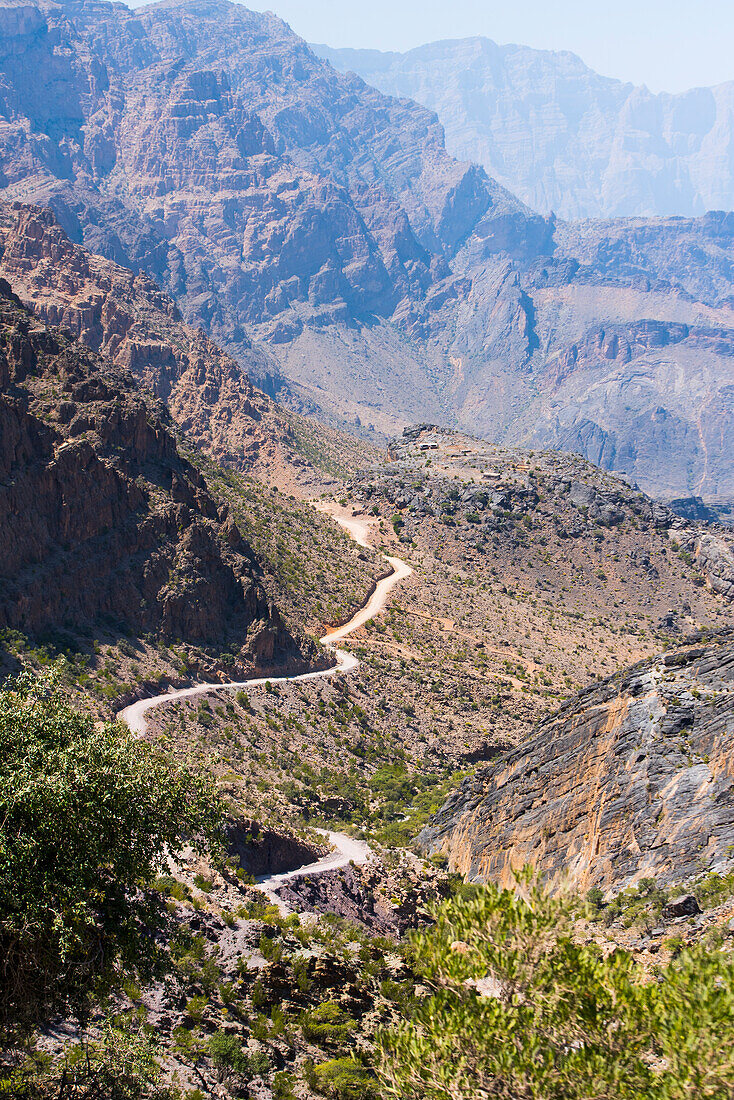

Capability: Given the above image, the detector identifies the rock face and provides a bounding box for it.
[419,631,734,892]
[316,38,734,220]
[0,200,316,478]
[271,857,448,936]
[0,280,303,666]
[225,820,324,877]
[0,0,733,500]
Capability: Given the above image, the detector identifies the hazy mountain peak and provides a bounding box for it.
[314,38,734,220]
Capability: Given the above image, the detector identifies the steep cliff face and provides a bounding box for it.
[317,38,734,221]
[0,281,303,667]
[0,199,310,475]
[0,200,378,484]
[435,212,734,502]
[419,631,734,892]
[0,0,527,335]
[0,0,732,499]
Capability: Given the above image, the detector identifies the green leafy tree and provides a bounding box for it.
[378,879,734,1099]
[0,672,223,1043]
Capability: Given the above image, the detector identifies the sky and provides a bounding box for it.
[236,0,733,94]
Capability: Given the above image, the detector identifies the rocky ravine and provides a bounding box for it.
[0,0,733,499]
[419,630,734,893]
[0,280,305,669]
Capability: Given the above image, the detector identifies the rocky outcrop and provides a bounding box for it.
[0,200,318,477]
[317,38,734,220]
[359,423,734,602]
[271,856,450,936]
[0,281,305,666]
[419,630,734,892]
[0,0,732,499]
[695,534,734,599]
[225,820,324,877]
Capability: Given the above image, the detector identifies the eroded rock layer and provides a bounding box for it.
[317,38,734,221]
[0,280,304,667]
[419,631,734,892]
[0,0,732,498]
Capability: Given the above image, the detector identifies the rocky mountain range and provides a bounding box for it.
[1,0,733,503]
[2,5,734,1094]
[316,37,734,221]
[0,200,376,487]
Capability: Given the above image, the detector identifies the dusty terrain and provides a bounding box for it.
[140,427,733,866]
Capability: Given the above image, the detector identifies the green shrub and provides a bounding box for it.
[300,1002,355,1048]
[273,1070,297,1099]
[208,1032,249,1082]
[694,871,734,910]
[586,885,605,913]
[184,995,208,1025]
[2,1019,172,1099]
[378,877,734,1099]
[305,1057,376,1099]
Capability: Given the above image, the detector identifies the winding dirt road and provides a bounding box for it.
[257,829,373,915]
[117,512,412,898]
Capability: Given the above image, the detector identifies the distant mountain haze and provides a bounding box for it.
[314,38,734,220]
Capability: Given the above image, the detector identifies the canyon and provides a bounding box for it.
[0,0,732,501]
[0,280,306,669]
[0,6,733,1097]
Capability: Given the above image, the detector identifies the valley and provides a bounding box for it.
[1,2,733,500]
[0,4,733,1097]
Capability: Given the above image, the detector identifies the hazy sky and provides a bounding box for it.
[237,0,732,94]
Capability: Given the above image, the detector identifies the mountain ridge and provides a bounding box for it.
[315,35,734,220]
[1,0,733,501]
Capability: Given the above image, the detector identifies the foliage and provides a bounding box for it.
[378,878,734,1099]
[272,1070,297,1100]
[299,1002,355,1048]
[0,1018,172,1099]
[304,1057,376,1100]
[694,871,734,911]
[207,1032,265,1083]
[0,672,223,1042]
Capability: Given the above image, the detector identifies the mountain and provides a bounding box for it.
[315,38,734,221]
[0,200,378,487]
[1,0,733,502]
[0,279,307,670]
[419,628,734,892]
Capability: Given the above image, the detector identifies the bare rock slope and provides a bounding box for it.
[316,37,734,220]
[0,280,304,668]
[419,630,734,892]
[0,200,375,485]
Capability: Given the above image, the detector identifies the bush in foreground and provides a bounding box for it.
[378,878,734,1099]
[0,671,223,1044]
